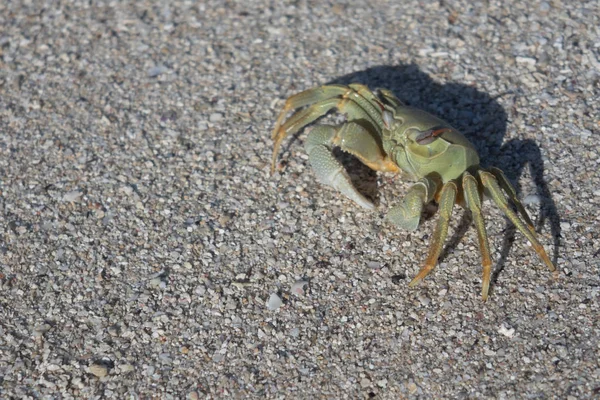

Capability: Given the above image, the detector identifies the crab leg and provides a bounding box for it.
[336,83,387,128]
[387,176,439,231]
[271,85,386,174]
[304,122,397,209]
[272,97,343,174]
[463,171,493,300]
[479,170,555,272]
[409,181,458,287]
[489,167,535,233]
[272,85,353,140]
[377,88,405,109]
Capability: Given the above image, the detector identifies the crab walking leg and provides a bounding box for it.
[304,123,392,209]
[377,88,405,109]
[272,85,385,143]
[271,85,390,174]
[479,170,556,272]
[346,83,389,127]
[409,181,458,287]
[489,167,536,234]
[386,176,439,231]
[273,85,386,139]
[272,85,353,140]
[279,95,380,139]
[463,172,493,300]
[345,83,394,126]
[271,98,382,174]
[272,97,342,174]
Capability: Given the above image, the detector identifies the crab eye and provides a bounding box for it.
[415,127,452,145]
[415,130,437,145]
[382,110,394,128]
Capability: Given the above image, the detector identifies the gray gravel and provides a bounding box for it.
[1,0,599,398]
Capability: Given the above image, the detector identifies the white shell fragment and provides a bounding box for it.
[498,324,516,338]
[266,293,282,310]
[63,191,83,202]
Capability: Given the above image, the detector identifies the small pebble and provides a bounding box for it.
[148,65,167,77]
[484,348,496,356]
[516,56,537,65]
[149,277,164,288]
[63,191,82,202]
[418,295,431,306]
[291,280,308,296]
[119,364,135,374]
[209,113,223,122]
[408,382,418,394]
[89,363,108,377]
[523,194,541,205]
[195,285,206,296]
[266,293,282,310]
[367,261,381,269]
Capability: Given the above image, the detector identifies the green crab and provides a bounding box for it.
[271,84,555,300]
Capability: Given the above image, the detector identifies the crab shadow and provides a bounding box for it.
[323,64,560,289]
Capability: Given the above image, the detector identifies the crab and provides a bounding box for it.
[271,83,556,300]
